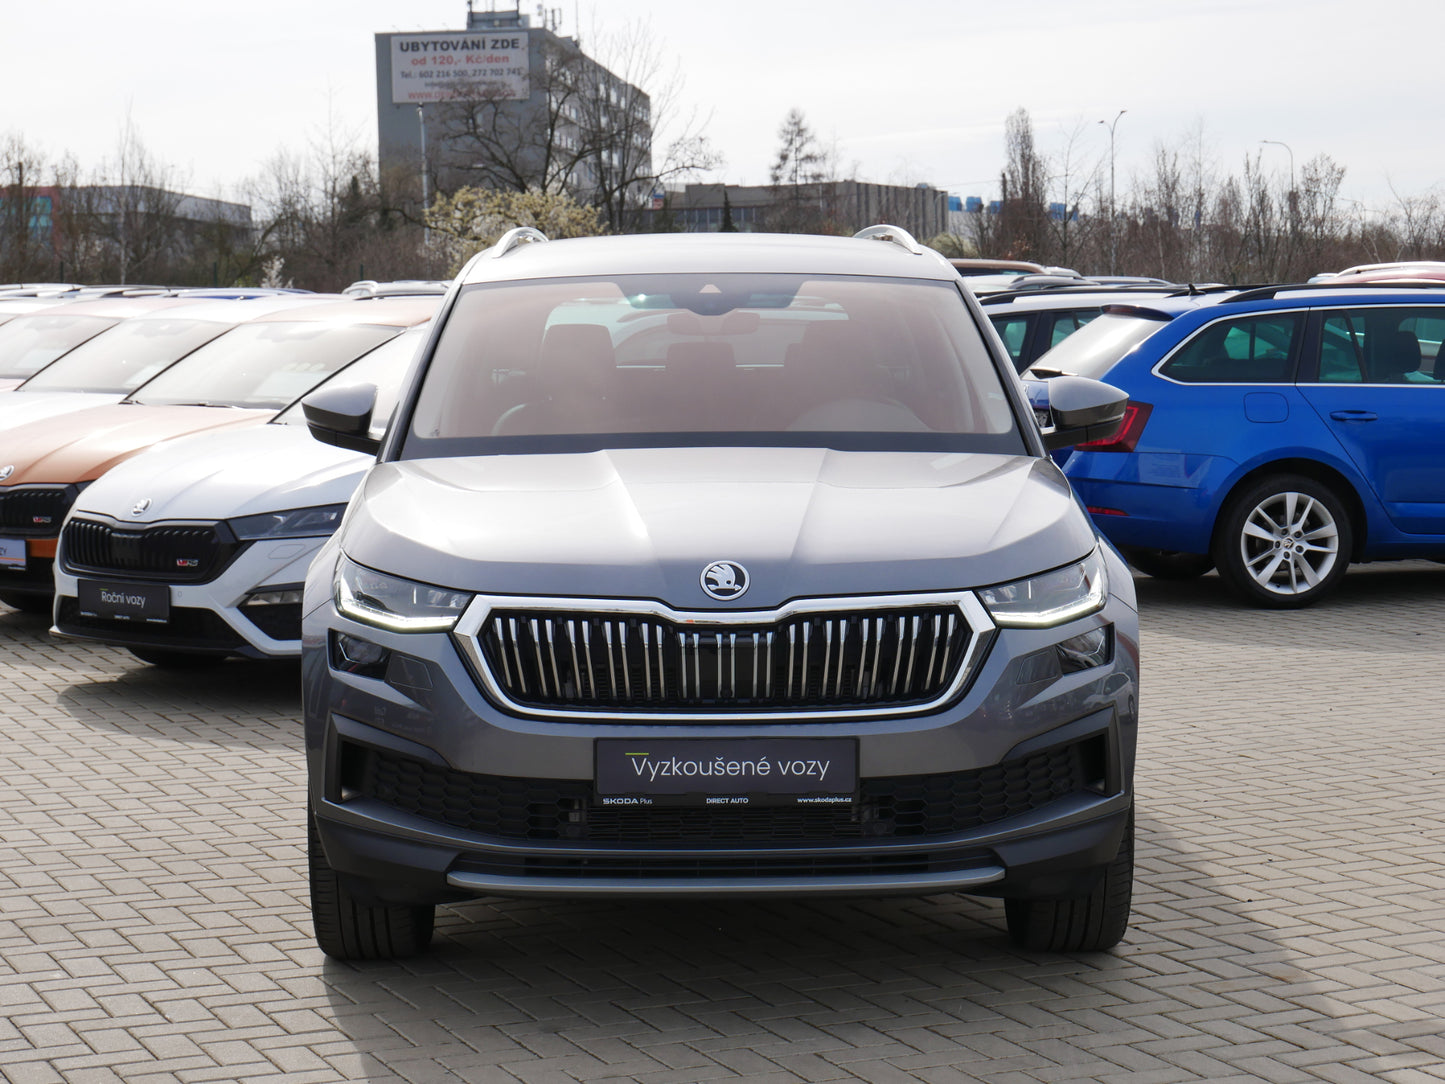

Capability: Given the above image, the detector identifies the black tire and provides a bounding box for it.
[0,591,52,616]
[309,809,435,961]
[127,647,226,669]
[1211,474,1353,609]
[1121,548,1214,580]
[1005,809,1133,953]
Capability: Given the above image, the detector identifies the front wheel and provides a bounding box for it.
[1004,809,1133,953]
[309,809,435,961]
[1212,474,1353,609]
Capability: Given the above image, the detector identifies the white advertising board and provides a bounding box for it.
[390,31,530,104]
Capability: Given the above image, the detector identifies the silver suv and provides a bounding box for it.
[300,226,1139,960]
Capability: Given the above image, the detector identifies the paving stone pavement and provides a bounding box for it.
[1,563,1444,1084]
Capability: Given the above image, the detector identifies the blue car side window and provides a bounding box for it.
[1316,307,1443,385]
[1161,313,1301,383]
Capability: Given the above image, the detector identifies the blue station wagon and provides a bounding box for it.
[1032,283,1445,607]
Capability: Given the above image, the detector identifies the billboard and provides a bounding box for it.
[389,32,530,104]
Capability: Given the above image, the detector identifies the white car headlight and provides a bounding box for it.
[977,549,1108,628]
[334,556,471,633]
[231,503,348,540]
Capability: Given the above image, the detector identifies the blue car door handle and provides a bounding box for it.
[1329,410,1378,421]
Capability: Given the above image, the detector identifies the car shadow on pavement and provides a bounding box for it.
[307,812,1321,1082]
[51,655,302,748]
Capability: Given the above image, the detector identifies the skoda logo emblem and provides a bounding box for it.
[0,465,12,482]
[130,498,151,516]
[701,560,749,601]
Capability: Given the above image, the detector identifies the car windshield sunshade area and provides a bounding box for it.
[404,274,1024,457]
[0,314,122,379]
[127,322,400,410]
[19,318,232,395]
[275,326,429,439]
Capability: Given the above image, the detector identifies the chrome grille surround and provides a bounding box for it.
[452,591,995,722]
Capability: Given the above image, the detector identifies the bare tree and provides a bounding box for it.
[434,22,720,233]
[434,39,595,197]
[0,134,52,281]
[246,118,432,290]
[996,108,1050,260]
[89,117,187,283]
[1044,121,1102,271]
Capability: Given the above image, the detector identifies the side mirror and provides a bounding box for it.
[1027,375,1127,451]
[302,383,381,454]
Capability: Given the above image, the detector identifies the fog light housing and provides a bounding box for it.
[238,585,305,641]
[331,630,390,677]
[244,588,304,607]
[1056,626,1111,673]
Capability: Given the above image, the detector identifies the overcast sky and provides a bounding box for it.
[3,0,1439,215]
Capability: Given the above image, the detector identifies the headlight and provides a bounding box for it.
[334,556,471,632]
[978,549,1108,628]
[231,503,348,540]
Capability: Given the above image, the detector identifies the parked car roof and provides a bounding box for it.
[946,257,1048,277]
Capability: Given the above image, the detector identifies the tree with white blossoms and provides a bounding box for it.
[423,186,605,275]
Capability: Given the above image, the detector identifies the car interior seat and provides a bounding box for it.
[1368,328,1421,384]
[491,323,618,435]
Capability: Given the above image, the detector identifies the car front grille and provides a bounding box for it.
[61,518,242,584]
[340,739,1093,845]
[0,486,76,536]
[463,595,990,717]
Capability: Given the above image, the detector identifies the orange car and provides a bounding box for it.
[0,296,439,611]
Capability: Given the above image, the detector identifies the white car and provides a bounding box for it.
[0,295,334,430]
[50,323,429,666]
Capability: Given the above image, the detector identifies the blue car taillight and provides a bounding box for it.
[1076,400,1152,452]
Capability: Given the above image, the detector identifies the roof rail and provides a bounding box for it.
[1229,280,1445,303]
[491,226,550,259]
[853,224,925,255]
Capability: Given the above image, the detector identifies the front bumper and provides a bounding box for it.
[52,532,330,658]
[303,564,1140,905]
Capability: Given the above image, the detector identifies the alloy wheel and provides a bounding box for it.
[1237,489,1341,596]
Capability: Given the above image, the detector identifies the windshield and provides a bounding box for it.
[276,325,429,439]
[0,314,121,379]
[128,321,400,409]
[404,274,1022,457]
[1029,310,1173,379]
[18,318,231,395]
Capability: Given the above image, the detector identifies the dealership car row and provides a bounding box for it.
[5,245,1445,965]
[5,261,1445,652]
[0,283,444,663]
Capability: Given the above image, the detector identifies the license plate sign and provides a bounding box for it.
[77,580,170,623]
[595,738,858,807]
[0,538,24,570]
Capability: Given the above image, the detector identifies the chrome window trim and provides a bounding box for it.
[452,590,996,722]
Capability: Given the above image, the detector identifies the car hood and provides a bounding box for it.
[0,390,121,431]
[339,447,1099,608]
[0,403,275,485]
[71,423,372,522]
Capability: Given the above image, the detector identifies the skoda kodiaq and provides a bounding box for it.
[300,226,1139,960]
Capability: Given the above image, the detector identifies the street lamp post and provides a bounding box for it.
[1260,139,1298,272]
[1259,139,1295,194]
[416,105,431,249]
[1099,109,1126,274]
